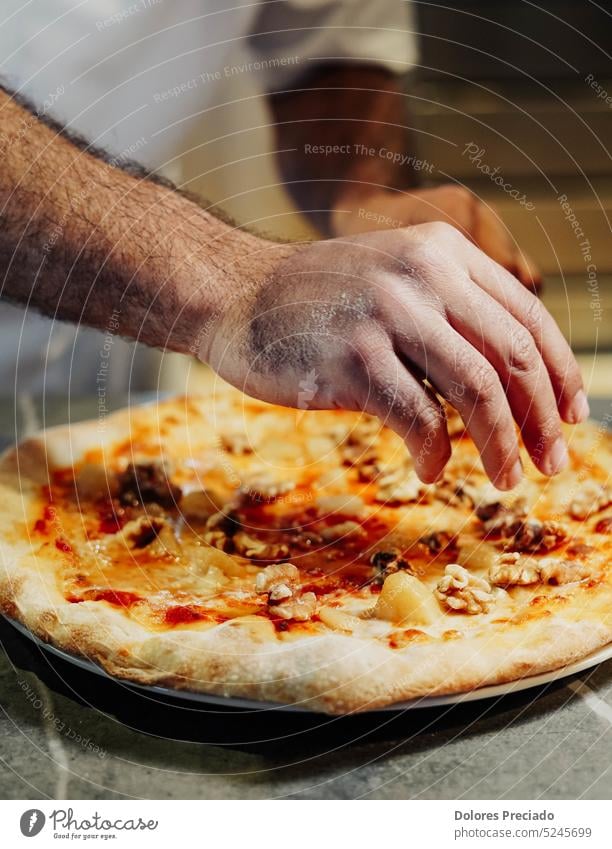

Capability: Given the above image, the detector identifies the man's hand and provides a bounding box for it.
[205,222,586,490]
[331,185,541,291]
[1,84,586,491]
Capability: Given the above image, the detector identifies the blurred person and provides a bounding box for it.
[0,1,586,488]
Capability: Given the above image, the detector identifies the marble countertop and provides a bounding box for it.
[1,395,611,801]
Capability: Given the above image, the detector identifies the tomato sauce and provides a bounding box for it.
[69,589,141,607]
[164,605,227,626]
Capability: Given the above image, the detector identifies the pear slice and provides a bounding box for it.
[374,571,440,626]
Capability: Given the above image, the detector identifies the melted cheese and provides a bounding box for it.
[30,391,612,645]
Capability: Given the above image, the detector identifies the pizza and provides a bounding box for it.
[0,384,611,714]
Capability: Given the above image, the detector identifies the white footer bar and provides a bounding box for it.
[0,799,607,848]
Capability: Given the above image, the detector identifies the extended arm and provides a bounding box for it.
[0,85,287,357]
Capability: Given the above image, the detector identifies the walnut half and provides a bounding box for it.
[240,475,295,503]
[569,483,612,521]
[489,551,593,587]
[436,564,495,615]
[489,552,540,587]
[375,467,425,504]
[255,563,317,621]
[511,520,567,553]
[255,562,300,594]
[233,531,289,561]
[272,593,317,622]
[483,511,567,553]
[538,557,593,586]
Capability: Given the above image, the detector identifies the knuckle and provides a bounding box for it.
[411,401,446,442]
[521,293,545,334]
[506,329,539,376]
[351,336,393,373]
[417,220,457,242]
[464,362,502,410]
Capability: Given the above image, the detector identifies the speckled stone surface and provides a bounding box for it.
[1,395,611,800]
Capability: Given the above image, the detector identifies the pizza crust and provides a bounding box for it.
[1,395,611,714]
[2,555,611,713]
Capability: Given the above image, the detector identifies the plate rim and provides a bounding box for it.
[5,614,612,714]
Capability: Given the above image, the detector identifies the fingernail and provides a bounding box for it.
[497,458,523,490]
[568,390,590,424]
[544,437,569,475]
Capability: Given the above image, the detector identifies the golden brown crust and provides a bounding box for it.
[0,390,611,714]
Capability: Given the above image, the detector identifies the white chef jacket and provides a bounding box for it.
[0,1,416,395]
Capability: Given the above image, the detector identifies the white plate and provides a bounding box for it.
[6,615,612,713]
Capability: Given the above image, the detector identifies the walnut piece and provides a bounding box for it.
[479,500,567,553]
[255,563,316,621]
[489,551,593,587]
[433,477,474,508]
[116,515,180,556]
[489,552,541,587]
[202,510,241,551]
[419,530,456,555]
[569,483,612,520]
[565,542,595,558]
[477,497,528,534]
[233,531,289,561]
[255,562,300,594]
[357,459,381,482]
[510,520,567,553]
[320,520,364,542]
[273,593,317,621]
[370,549,413,585]
[119,516,165,549]
[538,557,593,585]
[117,462,181,508]
[240,475,295,503]
[435,564,495,615]
[316,493,365,518]
[375,467,425,504]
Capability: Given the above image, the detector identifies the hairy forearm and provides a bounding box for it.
[270,66,419,234]
[0,85,285,358]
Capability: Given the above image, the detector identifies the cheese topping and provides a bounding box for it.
[30,395,611,644]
